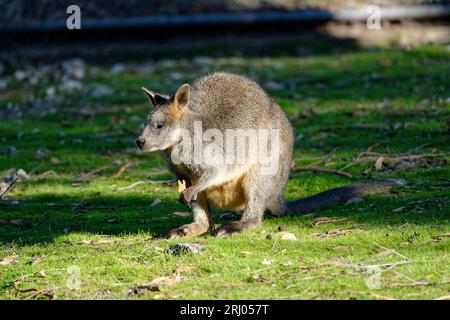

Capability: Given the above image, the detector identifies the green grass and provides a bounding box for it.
[0,43,449,300]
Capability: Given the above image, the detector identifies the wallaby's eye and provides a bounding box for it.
[155,122,164,129]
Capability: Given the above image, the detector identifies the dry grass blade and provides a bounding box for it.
[313,217,348,225]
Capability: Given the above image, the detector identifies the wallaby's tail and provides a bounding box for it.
[285,179,406,215]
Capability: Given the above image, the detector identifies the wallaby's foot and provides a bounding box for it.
[180,186,198,204]
[215,219,261,237]
[168,222,210,238]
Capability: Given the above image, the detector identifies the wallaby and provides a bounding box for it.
[136,72,403,238]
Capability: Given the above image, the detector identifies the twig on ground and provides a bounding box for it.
[339,141,386,171]
[118,179,177,191]
[372,241,409,260]
[78,164,112,180]
[291,166,353,179]
[309,148,337,166]
[0,177,19,199]
[113,162,133,178]
[386,279,450,288]
[339,151,448,171]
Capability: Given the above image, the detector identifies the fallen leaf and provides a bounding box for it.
[31,257,43,265]
[252,274,268,283]
[375,156,384,170]
[376,249,395,257]
[261,259,272,265]
[50,157,60,164]
[36,270,48,278]
[150,272,183,287]
[400,242,410,247]
[0,255,18,265]
[334,246,351,251]
[175,265,194,273]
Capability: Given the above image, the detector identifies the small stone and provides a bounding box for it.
[266,234,273,240]
[14,70,26,81]
[150,199,162,207]
[62,58,85,79]
[169,72,183,80]
[59,80,83,92]
[0,78,8,90]
[90,85,113,97]
[169,243,204,255]
[35,148,51,158]
[46,86,56,98]
[280,232,298,241]
[111,63,126,74]
[277,225,286,232]
[192,56,213,65]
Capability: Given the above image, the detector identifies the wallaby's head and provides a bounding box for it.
[136,84,190,152]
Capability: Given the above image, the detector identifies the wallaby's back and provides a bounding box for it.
[187,72,292,137]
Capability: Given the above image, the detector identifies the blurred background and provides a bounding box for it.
[1,0,450,60]
[0,1,449,300]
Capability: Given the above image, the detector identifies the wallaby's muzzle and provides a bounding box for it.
[136,137,145,149]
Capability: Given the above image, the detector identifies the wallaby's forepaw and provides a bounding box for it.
[168,222,210,239]
[180,186,198,204]
[215,220,260,237]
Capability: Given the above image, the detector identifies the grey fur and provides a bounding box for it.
[137,72,403,237]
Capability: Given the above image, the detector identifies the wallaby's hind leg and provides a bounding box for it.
[215,171,272,236]
[168,192,213,238]
[266,194,286,216]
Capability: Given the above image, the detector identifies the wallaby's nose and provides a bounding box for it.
[136,137,145,149]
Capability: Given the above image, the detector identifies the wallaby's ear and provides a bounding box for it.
[173,84,190,111]
[142,87,166,107]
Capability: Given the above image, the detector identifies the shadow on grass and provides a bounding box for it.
[0,176,448,246]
